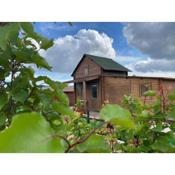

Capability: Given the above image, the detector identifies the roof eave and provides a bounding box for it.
[102,67,132,72]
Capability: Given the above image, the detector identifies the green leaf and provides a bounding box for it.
[21,22,53,50]
[166,111,175,121]
[0,92,8,110]
[0,68,7,80]
[168,91,175,101]
[0,112,65,153]
[144,90,156,97]
[151,123,163,133]
[12,89,28,103]
[36,76,69,105]
[100,104,135,129]
[53,102,75,117]
[151,132,175,152]
[76,134,111,153]
[31,54,51,70]
[36,90,52,107]
[40,38,54,50]
[20,22,34,35]
[140,110,149,118]
[0,112,7,127]
[0,23,20,50]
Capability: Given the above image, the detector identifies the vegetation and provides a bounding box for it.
[0,23,175,153]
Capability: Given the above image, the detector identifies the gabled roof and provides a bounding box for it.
[71,54,131,76]
[87,54,131,72]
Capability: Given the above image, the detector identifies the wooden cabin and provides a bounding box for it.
[67,54,175,112]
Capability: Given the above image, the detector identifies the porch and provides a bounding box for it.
[64,75,102,112]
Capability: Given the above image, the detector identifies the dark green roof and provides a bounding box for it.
[86,54,131,72]
[72,54,131,76]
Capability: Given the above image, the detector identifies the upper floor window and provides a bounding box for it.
[140,83,152,96]
[85,67,89,76]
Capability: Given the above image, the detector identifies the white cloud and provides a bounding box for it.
[40,29,116,73]
[133,58,175,72]
[115,56,175,78]
[123,23,175,60]
[123,23,175,74]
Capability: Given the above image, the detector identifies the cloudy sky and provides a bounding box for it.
[33,22,175,81]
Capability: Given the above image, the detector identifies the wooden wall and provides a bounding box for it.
[130,78,159,102]
[64,92,75,106]
[103,77,161,104]
[161,80,175,97]
[102,70,128,77]
[74,57,101,79]
[103,77,131,104]
[103,77,175,105]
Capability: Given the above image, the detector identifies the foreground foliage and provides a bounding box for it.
[0,23,175,153]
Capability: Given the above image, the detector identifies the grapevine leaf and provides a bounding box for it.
[53,102,75,117]
[168,91,175,101]
[36,76,69,105]
[144,90,156,97]
[100,104,135,129]
[0,23,20,50]
[76,134,111,153]
[0,92,8,110]
[20,22,34,35]
[166,111,175,121]
[151,123,163,133]
[31,54,52,70]
[20,22,53,50]
[12,89,28,103]
[151,132,175,153]
[0,112,6,127]
[0,112,65,153]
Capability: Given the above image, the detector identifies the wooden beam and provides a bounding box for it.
[74,83,76,105]
[83,81,87,111]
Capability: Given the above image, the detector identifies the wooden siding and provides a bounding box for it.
[161,80,175,97]
[103,77,131,104]
[74,57,101,79]
[64,92,75,106]
[102,70,128,77]
[103,77,161,104]
[130,78,159,98]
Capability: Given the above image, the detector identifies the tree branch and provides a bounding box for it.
[65,121,107,153]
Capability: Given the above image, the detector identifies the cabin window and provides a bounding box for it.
[140,83,152,96]
[91,84,97,98]
[85,67,88,76]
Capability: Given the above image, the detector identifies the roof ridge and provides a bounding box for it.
[85,53,114,60]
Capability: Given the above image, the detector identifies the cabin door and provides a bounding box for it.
[87,80,100,111]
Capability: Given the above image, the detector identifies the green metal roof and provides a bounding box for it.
[86,54,131,72]
[71,54,131,76]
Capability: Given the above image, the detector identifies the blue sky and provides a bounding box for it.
[34,22,143,57]
[33,22,175,81]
